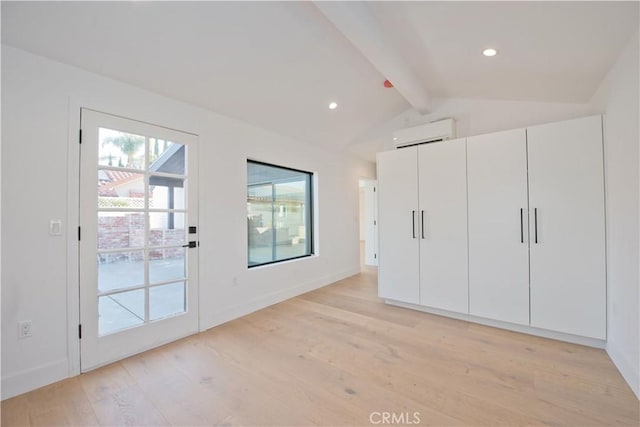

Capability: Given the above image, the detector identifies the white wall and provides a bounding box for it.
[1,45,375,399]
[590,30,639,398]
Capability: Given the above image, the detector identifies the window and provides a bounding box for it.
[247,160,313,267]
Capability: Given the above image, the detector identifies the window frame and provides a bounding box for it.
[247,159,314,268]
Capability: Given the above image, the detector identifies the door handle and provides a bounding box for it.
[412,211,416,239]
[534,208,538,244]
[182,241,197,248]
[421,210,425,239]
[520,208,524,243]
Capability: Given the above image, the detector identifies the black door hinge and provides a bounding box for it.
[79,129,82,144]
[78,226,81,241]
[78,324,82,339]
[374,220,377,226]
[374,253,377,259]
[373,187,376,192]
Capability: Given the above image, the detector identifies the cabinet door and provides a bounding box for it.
[527,115,606,339]
[377,148,420,304]
[467,129,530,325]
[418,139,469,313]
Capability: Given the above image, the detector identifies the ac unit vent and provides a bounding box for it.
[393,118,456,149]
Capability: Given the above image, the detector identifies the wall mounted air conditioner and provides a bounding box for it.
[393,118,456,149]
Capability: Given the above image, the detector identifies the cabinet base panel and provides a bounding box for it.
[385,299,606,348]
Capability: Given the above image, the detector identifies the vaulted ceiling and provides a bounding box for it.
[2,1,638,157]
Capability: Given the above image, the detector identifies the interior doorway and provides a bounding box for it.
[359,179,378,267]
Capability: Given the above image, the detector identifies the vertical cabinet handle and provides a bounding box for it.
[412,210,416,239]
[520,208,524,243]
[534,208,539,244]
[421,210,425,239]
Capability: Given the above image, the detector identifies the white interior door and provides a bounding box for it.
[79,109,199,371]
[363,180,378,266]
[467,129,530,325]
[418,139,469,313]
[377,148,419,304]
[527,115,606,339]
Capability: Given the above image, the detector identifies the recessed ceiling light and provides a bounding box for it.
[483,48,498,57]
[329,102,338,110]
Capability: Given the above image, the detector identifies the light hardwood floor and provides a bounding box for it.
[2,264,638,426]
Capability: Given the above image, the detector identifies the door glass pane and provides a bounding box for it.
[99,288,145,335]
[99,128,145,169]
[149,248,186,284]
[150,282,185,321]
[150,178,185,210]
[98,211,145,250]
[98,172,146,208]
[149,212,185,246]
[97,250,145,292]
[149,140,185,174]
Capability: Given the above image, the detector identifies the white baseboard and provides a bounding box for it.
[1,358,69,400]
[606,340,640,399]
[202,266,360,331]
[385,299,607,349]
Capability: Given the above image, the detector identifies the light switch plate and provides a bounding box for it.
[50,220,62,236]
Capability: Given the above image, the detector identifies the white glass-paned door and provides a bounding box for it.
[79,109,198,371]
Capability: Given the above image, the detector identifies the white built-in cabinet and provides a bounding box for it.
[418,139,469,313]
[467,128,531,326]
[526,116,606,339]
[377,147,420,305]
[378,115,606,341]
[377,139,468,313]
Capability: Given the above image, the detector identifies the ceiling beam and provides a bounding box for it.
[314,1,432,114]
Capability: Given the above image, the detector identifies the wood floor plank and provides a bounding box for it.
[201,321,379,426]
[118,347,220,426]
[247,300,545,426]
[2,266,638,426]
[89,383,170,427]
[78,361,137,403]
[1,394,30,427]
[216,318,465,426]
[171,329,337,426]
[23,378,98,427]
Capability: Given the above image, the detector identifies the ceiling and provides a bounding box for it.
[371,1,639,103]
[2,1,638,158]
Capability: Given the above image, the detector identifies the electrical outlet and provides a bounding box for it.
[18,320,32,338]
